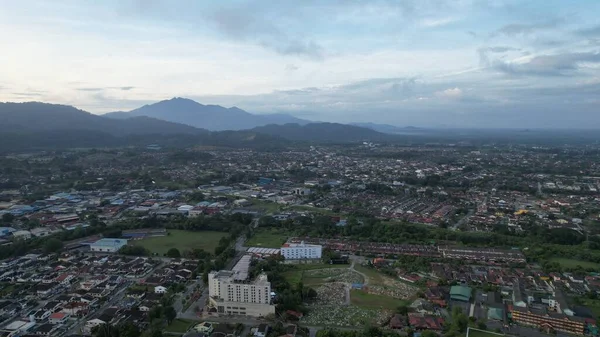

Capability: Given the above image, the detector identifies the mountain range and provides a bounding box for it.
[105,97,310,131]
[350,122,422,134]
[0,102,203,136]
[252,123,391,142]
[0,100,393,151]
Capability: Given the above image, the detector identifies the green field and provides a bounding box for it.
[134,230,226,255]
[283,264,347,285]
[353,264,385,286]
[248,199,283,213]
[579,298,600,317]
[245,229,288,248]
[466,328,504,337]
[549,257,600,269]
[350,290,408,309]
[166,318,198,333]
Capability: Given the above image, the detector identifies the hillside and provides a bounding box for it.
[251,123,392,142]
[104,97,310,131]
[0,102,292,151]
[350,122,423,134]
[0,102,204,136]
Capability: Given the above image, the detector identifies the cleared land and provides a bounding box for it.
[166,319,197,333]
[245,229,288,248]
[350,290,408,309]
[134,230,226,255]
[549,257,600,269]
[283,264,344,285]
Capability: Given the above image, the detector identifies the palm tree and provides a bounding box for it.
[94,323,120,337]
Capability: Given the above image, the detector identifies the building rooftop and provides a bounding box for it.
[91,238,128,247]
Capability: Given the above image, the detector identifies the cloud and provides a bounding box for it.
[435,87,463,99]
[493,51,600,76]
[493,18,564,36]
[285,64,299,71]
[77,86,135,92]
[11,92,44,97]
[478,46,520,66]
[420,17,459,28]
[208,6,324,59]
[577,24,600,38]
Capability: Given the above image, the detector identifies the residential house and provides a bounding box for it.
[36,282,60,298]
[85,318,107,333]
[49,312,70,325]
[32,309,52,321]
[33,323,57,336]
[255,324,270,337]
[389,315,408,330]
[154,286,167,294]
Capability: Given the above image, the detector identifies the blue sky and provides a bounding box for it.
[1,0,600,127]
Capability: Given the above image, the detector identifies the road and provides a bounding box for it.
[452,208,474,230]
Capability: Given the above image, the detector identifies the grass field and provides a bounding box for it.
[353,264,385,286]
[466,328,504,336]
[248,199,283,213]
[134,230,226,255]
[579,298,600,317]
[245,229,288,248]
[283,264,349,285]
[549,257,600,269]
[166,319,198,333]
[350,290,408,309]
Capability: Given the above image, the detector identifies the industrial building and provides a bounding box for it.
[89,238,128,253]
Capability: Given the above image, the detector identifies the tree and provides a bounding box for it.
[118,323,141,337]
[166,248,181,258]
[94,323,120,337]
[421,331,437,337]
[164,305,177,324]
[396,305,409,315]
[43,238,63,253]
[2,213,14,223]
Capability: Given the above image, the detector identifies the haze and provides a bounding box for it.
[1,0,600,128]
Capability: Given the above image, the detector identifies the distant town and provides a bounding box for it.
[1,140,600,337]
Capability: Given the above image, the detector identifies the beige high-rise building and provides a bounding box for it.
[207,270,275,317]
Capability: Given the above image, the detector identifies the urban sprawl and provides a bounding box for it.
[0,143,600,337]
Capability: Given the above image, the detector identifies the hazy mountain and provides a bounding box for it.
[0,102,204,136]
[0,102,290,151]
[104,97,310,131]
[350,122,422,134]
[251,123,391,142]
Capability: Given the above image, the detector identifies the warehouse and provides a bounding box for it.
[90,238,128,253]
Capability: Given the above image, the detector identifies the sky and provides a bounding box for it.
[1,0,600,128]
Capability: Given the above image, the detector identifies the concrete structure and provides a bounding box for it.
[208,270,275,317]
[1,320,35,337]
[90,238,128,253]
[281,242,322,260]
[510,305,586,335]
[12,230,32,240]
[293,188,311,196]
[154,286,167,294]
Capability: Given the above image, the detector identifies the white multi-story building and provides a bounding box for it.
[281,242,322,260]
[208,270,275,317]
